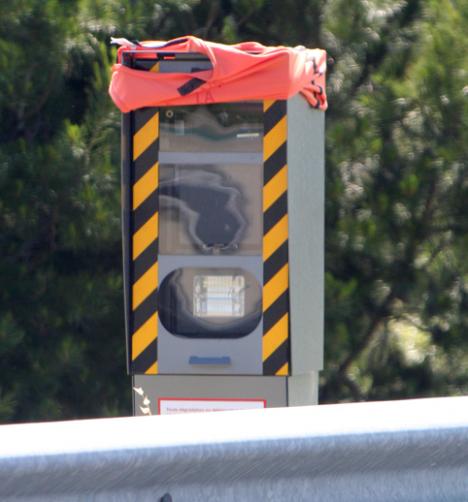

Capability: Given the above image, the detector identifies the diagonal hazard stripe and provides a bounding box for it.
[276,362,289,376]
[263,290,289,334]
[133,191,158,233]
[145,362,158,375]
[263,214,288,260]
[133,213,158,260]
[262,100,289,377]
[132,289,158,333]
[129,108,159,376]
[131,338,158,374]
[264,165,287,211]
[133,163,158,210]
[150,61,160,73]
[263,264,289,311]
[263,99,275,112]
[133,239,158,283]
[264,143,287,184]
[264,240,288,284]
[132,312,158,360]
[263,314,288,361]
[132,262,158,310]
[264,101,287,136]
[134,138,159,183]
[263,339,289,375]
[263,115,287,162]
[133,113,159,161]
[264,192,288,235]
[134,108,158,130]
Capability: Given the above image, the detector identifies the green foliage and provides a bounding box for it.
[322,0,468,401]
[0,2,125,421]
[0,0,466,421]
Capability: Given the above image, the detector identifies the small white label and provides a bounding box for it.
[159,398,266,415]
[236,132,260,138]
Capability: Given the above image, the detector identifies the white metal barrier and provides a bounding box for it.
[1,396,468,501]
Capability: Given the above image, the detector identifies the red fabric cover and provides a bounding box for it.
[109,36,327,112]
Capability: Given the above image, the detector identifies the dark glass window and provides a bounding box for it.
[159,164,262,255]
[159,267,262,338]
[159,102,263,153]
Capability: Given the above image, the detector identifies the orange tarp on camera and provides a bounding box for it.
[109,36,327,111]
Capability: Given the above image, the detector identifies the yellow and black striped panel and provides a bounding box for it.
[133,59,160,72]
[130,107,159,374]
[262,100,290,376]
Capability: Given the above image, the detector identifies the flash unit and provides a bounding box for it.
[158,267,262,339]
[193,275,245,318]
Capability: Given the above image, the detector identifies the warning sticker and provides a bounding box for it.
[158,398,266,415]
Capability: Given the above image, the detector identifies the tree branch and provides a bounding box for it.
[337,289,396,376]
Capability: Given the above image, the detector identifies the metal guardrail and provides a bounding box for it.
[1,396,468,501]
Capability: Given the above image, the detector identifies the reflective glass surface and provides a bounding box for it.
[159,267,262,338]
[159,164,262,255]
[159,102,263,153]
